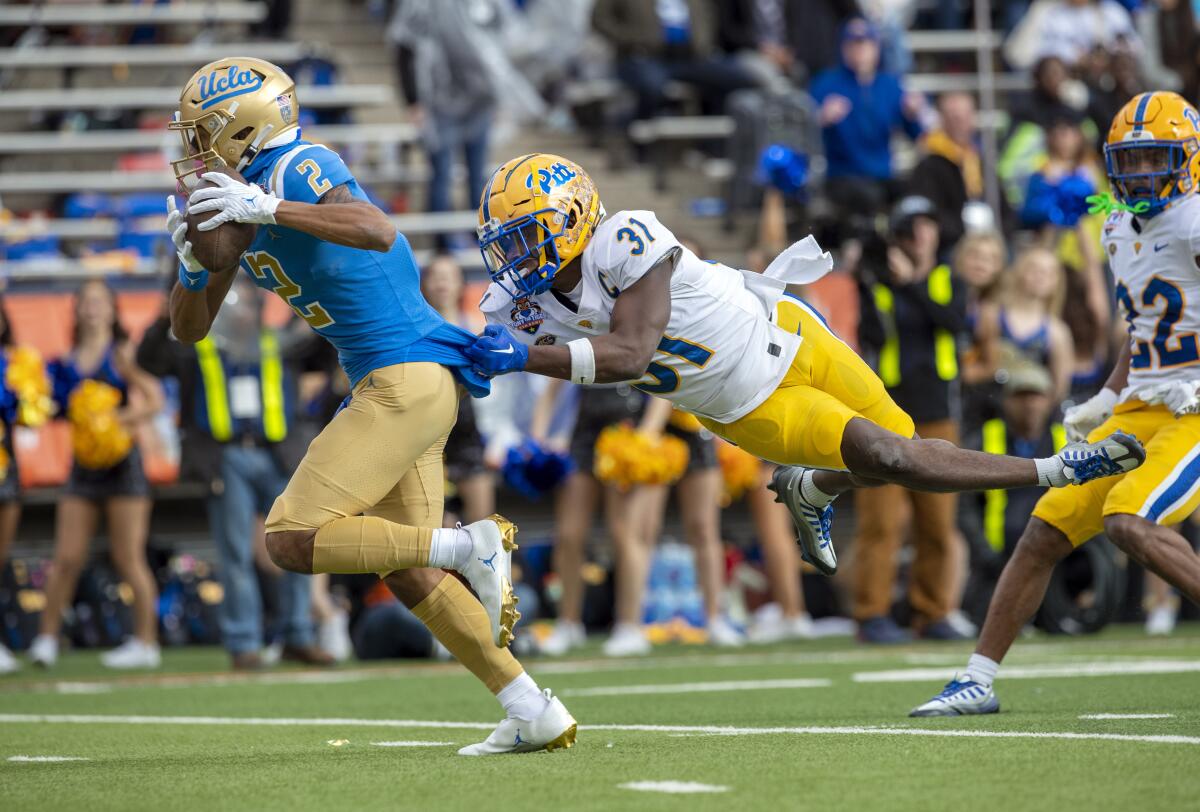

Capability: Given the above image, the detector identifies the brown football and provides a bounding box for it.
[185,166,258,273]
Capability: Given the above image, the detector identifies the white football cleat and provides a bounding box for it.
[767,466,838,575]
[0,643,19,674]
[457,514,520,647]
[540,620,586,656]
[603,623,650,657]
[101,638,161,670]
[909,676,999,717]
[1058,431,1145,485]
[707,616,746,648]
[458,690,577,756]
[29,634,58,668]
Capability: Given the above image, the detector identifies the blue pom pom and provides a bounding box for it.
[756,144,809,197]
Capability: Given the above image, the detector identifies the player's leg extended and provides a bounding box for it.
[1100,414,1200,605]
[264,363,458,574]
[373,448,576,755]
[911,407,1169,716]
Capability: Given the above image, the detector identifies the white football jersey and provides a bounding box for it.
[479,210,800,423]
[1103,194,1200,400]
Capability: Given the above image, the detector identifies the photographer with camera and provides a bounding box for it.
[851,196,972,643]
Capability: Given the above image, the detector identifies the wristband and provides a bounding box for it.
[567,338,596,385]
[178,262,209,291]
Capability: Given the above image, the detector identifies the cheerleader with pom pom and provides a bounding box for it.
[532,379,659,658]
[0,297,30,674]
[29,280,164,671]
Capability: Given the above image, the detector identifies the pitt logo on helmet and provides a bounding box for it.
[169,57,300,187]
[1105,91,1200,216]
[478,154,605,298]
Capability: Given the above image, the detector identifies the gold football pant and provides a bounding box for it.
[701,296,915,470]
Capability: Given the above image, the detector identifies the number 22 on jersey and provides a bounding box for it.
[244,251,335,330]
[1116,275,1199,368]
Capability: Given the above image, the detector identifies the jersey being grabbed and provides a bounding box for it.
[236,138,487,394]
[1103,194,1200,401]
[479,210,800,423]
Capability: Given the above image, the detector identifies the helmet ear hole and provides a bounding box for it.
[231,127,254,142]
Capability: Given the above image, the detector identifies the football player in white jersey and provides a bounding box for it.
[911,91,1200,717]
[466,153,1144,576]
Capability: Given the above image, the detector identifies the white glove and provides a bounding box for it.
[186,171,281,231]
[166,195,204,275]
[1063,388,1118,442]
[1140,380,1200,417]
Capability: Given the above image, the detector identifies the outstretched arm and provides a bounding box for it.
[470,251,677,383]
[526,253,675,382]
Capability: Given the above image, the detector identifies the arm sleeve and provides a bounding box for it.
[276,145,356,204]
[595,211,684,292]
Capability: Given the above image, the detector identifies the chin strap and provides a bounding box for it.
[1086,193,1151,216]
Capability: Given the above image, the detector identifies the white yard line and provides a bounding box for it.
[562,678,831,697]
[370,741,455,747]
[619,781,729,794]
[853,659,1200,683]
[7,756,90,763]
[1078,713,1176,720]
[0,714,1196,746]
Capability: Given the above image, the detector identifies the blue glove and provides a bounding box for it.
[466,324,529,376]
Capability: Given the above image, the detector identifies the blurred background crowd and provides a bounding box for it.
[0,0,1197,674]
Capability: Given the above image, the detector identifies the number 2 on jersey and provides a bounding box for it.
[1116,276,1199,369]
[244,251,335,330]
[296,158,332,197]
[635,335,713,394]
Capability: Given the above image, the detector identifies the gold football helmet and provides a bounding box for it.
[1105,90,1200,215]
[477,153,605,297]
[169,57,299,186]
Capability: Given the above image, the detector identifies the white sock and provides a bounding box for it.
[799,469,836,507]
[427,527,472,569]
[1035,455,1070,488]
[963,653,999,686]
[497,672,550,720]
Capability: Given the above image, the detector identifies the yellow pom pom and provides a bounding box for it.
[0,426,9,482]
[593,424,690,490]
[6,346,54,428]
[716,440,762,506]
[68,380,132,470]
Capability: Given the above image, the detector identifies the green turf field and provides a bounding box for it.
[2,625,1199,811]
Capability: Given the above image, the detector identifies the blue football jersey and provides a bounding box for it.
[235,138,486,395]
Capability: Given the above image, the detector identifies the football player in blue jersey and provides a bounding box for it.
[164,58,575,755]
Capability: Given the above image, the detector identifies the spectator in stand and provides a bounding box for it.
[139,276,333,670]
[976,247,1075,405]
[389,0,543,238]
[810,16,927,221]
[1008,0,1141,71]
[1082,46,1145,135]
[854,196,971,643]
[30,280,164,670]
[591,0,759,123]
[0,297,23,675]
[420,253,496,524]
[1138,0,1200,103]
[910,91,989,253]
[956,363,1064,620]
[534,380,657,657]
[953,231,1008,432]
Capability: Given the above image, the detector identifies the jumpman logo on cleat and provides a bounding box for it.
[479,552,498,572]
[514,729,525,746]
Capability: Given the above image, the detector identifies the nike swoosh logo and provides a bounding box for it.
[491,346,515,354]
[1155,242,1169,252]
